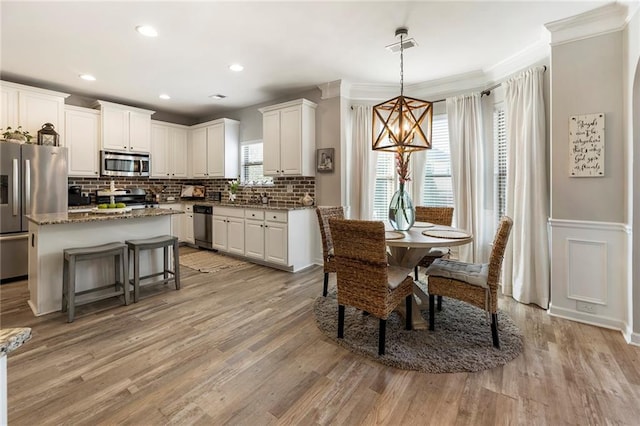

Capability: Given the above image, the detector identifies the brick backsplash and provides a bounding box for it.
[68,176,316,205]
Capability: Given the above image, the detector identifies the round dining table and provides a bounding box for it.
[385,222,473,329]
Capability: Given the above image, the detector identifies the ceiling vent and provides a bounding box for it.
[385,38,418,53]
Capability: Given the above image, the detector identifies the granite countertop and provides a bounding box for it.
[176,200,315,211]
[27,207,183,226]
[0,328,31,356]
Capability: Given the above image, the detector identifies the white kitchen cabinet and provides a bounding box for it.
[183,204,194,244]
[244,218,265,259]
[264,211,288,265]
[212,207,244,254]
[259,98,316,176]
[151,121,189,178]
[1,81,68,144]
[94,100,154,153]
[164,204,184,240]
[190,118,239,178]
[65,106,100,177]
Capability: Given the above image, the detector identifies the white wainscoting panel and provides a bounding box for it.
[549,219,628,332]
[566,238,607,304]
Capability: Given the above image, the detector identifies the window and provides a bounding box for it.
[422,115,453,206]
[373,151,396,220]
[494,108,507,223]
[240,141,273,185]
[372,115,452,219]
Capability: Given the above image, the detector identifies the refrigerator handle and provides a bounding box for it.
[12,158,19,216]
[25,159,31,213]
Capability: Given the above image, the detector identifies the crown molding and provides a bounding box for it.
[317,80,343,99]
[484,29,550,82]
[545,2,628,46]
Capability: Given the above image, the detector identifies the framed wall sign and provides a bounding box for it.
[317,148,334,172]
[569,113,604,177]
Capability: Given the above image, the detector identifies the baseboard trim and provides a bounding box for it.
[548,303,626,332]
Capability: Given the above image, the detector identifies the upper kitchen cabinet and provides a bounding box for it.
[1,81,69,143]
[259,98,316,177]
[93,100,154,153]
[65,106,100,177]
[150,121,189,179]
[190,118,239,179]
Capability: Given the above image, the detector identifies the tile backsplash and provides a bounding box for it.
[68,176,315,205]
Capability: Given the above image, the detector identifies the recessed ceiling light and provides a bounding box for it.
[229,64,244,72]
[79,74,96,81]
[209,94,227,100]
[136,25,158,37]
[159,94,171,100]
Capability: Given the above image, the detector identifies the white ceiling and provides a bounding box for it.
[1,1,610,121]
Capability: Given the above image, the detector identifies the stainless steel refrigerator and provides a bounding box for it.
[0,143,68,280]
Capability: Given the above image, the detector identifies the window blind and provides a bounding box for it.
[494,108,507,223]
[241,142,273,184]
[422,116,453,206]
[373,151,395,220]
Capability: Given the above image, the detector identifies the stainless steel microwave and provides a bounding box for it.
[101,151,150,177]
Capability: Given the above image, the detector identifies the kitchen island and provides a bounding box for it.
[25,208,183,316]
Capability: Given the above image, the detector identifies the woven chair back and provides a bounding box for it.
[415,206,454,226]
[315,206,345,259]
[328,218,391,314]
[486,216,514,291]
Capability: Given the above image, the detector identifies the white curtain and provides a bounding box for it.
[503,66,550,309]
[349,105,378,219]
[446,93,487,263]
[410,149,427,206]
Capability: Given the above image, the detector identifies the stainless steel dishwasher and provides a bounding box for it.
[193,205,213,249]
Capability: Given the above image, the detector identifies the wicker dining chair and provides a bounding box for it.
[425,216,513,348]
[315,206,345,296]
[415,206,454,310]
[329,218,414,355]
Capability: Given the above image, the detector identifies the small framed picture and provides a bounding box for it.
[317,148,334,173]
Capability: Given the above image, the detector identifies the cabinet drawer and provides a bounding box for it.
[265,210,287,223]
[215,206,244,218]
[245,209,265,220]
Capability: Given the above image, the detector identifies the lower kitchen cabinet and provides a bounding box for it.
[183,204,194,244]
[212,207,244,255]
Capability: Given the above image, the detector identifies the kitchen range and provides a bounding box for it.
[0,143,68,281]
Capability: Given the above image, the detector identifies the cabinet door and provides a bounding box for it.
[227,217,245,255]
[150,124,170,178]
[191,127,208,177]
[279,105,302,175]
[129,111,151,152]
[0,86,18,130]
[207,123,224,177]
[65,108,99,177]
[170,128,188,178]
[244,219,265,259]
[18,91,65,144]
[102,107,129,151]
[265,221,287,265]
[184,212,194,244]
[212,215,228,251]
[262,110,281,175]
[166,204,183,239]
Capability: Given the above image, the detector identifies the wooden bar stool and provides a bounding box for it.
[62,242,129,323]
[125,235,180,302]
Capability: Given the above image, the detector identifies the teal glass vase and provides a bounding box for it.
[388,183,415,231]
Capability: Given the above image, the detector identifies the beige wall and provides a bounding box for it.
[626,7,640,337]
[550,32,624,222]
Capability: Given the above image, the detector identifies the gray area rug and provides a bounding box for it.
[313,293,524,373]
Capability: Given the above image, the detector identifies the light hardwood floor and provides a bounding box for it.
[2,246,640,425]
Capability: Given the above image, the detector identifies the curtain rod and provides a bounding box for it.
[349,65,548,108]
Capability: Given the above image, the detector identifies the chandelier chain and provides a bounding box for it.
[400,32,404,96]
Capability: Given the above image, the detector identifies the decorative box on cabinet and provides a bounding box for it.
[1,81,68,145]
[258,98,316,177]
[93,100,154,153]
[151,121,189,178]
[189,118,239,178]
[65,106,100,177]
